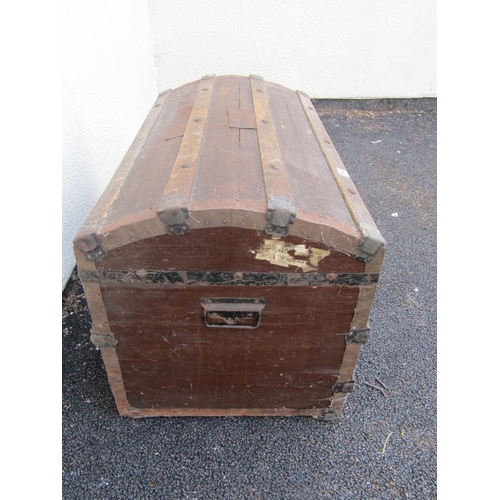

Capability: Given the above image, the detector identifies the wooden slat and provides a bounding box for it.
[191,76,264,205]
[266,83,357,231]
[100,347,130,415]
[351,285,378,331]
[297,91,385,262]
[73,91,171,260]
[74,250,112,334]
[337,343,362,383]
[250,76,296,237]
[325,343,363,416]
[103,83,198,224]
[157,77,215,234]
[123,407,323,417]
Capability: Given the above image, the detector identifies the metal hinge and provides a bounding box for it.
[345,329,370,344]
[333,380,355,394]
[317,408,339,422]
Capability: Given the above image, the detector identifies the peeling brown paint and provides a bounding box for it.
[252,239,330,272]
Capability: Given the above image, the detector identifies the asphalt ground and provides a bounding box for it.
[62,101,437,499]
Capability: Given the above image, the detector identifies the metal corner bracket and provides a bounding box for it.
[265,195,296,237]
[345,329,370,345]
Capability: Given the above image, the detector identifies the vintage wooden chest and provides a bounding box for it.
[73,75,385,420]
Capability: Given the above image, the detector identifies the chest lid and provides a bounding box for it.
[73,75,384,263]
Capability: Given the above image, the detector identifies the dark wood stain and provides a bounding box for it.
[101,283,359,409]
[95,227,366,273]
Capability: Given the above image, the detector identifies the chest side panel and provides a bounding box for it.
[100,283,359,410]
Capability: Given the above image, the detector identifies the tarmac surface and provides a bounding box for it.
[62,100,437,499]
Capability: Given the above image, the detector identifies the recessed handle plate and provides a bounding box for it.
[201,298,265,329]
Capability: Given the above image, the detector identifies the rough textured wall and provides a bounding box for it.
[62,0,158,287]
[148,0,436,98]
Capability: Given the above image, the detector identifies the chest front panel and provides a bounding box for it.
[100,283,359,410]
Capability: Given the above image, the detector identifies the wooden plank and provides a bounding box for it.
[266,83,357,232]
[94,227,365,273]
[351,285,378,331]
[100,347,130,415]
[250,76,296,237]
[157,77,216,234]
[104,83,198,224]
[191,76,265,208]
[297,91,385,262]
[122,407,323,417]
[337,343,362,383]
[73,91,171,260]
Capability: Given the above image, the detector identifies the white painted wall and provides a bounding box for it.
[62,0,436,287]
[149,0,437,98]
[62,0,158,287]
